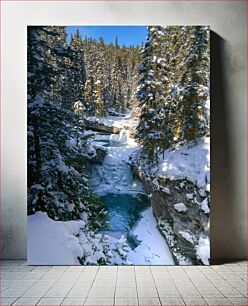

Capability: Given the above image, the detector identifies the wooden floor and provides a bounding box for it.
[1,260,247,306]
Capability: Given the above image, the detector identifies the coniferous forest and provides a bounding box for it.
[28,26,210,265]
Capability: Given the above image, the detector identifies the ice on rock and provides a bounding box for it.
[86,113,137,130]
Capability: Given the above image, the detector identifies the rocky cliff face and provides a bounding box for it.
[131,160,210,265]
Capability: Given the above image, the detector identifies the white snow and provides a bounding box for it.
[115,235,129,260]
[174,203,188,213]
[128,208,174,265]
[196,235,210,265]
[27,212,85,265]
[157,136,210,190]
[179,230,194,244]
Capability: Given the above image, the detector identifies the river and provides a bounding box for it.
[90,130,174,265]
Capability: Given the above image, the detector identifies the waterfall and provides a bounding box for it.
[91,132,143,194]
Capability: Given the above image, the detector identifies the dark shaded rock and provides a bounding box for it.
[91,146,107,163]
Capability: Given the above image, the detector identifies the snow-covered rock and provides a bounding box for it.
[157,137,210,190]
[196,235,210,265]
[200,198,210,214]
[186,193,194,200]
[179,230,194,244]
[174,203,188,213]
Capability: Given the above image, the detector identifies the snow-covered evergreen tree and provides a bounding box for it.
[136,26,171,162]
[135,26,210,162]
[178,26,210,141]
[83,36,140,114]
[69,28,86,112]
[94,79,106,117]
[84,78,95,115]
[27,26,106,228]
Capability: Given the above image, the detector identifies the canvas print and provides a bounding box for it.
[27,26,210,265]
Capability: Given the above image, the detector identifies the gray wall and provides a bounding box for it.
[1,1,247,261]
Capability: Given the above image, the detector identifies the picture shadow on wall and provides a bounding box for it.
[210,31,239,264]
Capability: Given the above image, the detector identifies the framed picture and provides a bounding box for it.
[27,25,210,265]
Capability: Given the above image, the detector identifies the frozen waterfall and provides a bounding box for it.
[91,132,143,194]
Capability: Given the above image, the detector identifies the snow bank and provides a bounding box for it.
[27,212,84,265]
[28,212,114,265]
[128,208,174,265]
[156,137,210,189]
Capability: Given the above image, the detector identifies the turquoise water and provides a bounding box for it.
[100,193,149,247]
[101,193,148,232]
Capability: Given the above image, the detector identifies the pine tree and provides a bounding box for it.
[84,78,95,115]
[135,26,210,163]
[178,26,210,141]
[94,79,106,117]
[70,29,86,113]
[136,26,171,163]
[82,35,140,115]
[28,26,106,227]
